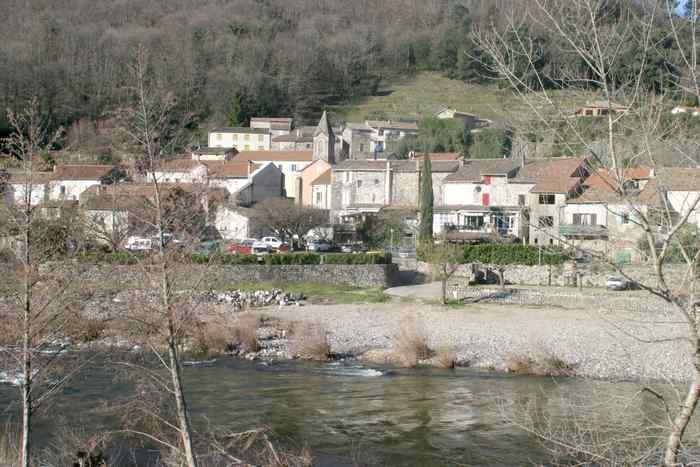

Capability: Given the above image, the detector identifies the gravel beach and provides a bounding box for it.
[260,302,691,381]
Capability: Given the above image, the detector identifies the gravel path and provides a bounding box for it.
[263,302,691,381]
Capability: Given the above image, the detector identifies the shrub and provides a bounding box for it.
[76,251,142,265]
[463,244,566,266]
[323,252,392,265]
[289,323,331,361]
[190,321,234,358]
[233,313,261,353]
[264,253,321,265]
[393,320,432,368]
[436,346,457,369]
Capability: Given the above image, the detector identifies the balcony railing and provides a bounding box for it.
[559,224,608,237]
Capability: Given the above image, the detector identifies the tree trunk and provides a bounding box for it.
[441,278,447,305]
[20,326,31,467]
[664,347,700,466]
[167,332,198,467]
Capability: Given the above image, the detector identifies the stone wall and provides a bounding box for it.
[417,261,683,289]
[446,285,675,313]
[73,263,398,289]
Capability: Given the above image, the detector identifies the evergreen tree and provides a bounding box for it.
[228,94,243,126]
[461,121,474,158]
[419,155,434,245]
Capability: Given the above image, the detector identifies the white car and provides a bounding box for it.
[606,277,633,291]
[252,240,271,255]
[261,236,286,251]
[307,240,333,252]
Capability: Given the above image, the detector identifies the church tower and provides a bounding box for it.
[313,111,335,165]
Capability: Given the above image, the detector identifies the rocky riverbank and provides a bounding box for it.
[229,302,691,382]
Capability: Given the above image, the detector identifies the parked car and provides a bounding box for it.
[261,236,289,252]
[606,277,634,290]
[125,236,153,251]
[307,240,333,252]
[229,239,255,255]
[252,240,271,255]
[340,243,366,253]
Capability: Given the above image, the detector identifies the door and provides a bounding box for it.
[482,193,490,206]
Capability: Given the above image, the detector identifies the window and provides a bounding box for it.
[378,129,384,136]
[345,172,350,183]
[464,215,484,230]
[538,216,554,228]
[534,238,538,244]
[549,238,554,245]
[291,164,297,172]
[371,194,376,203]
[374,179,379,186]
[244,134,250,141]
[244,144,251,151]
[216,133,222,141]
[359,143,365,152]
[585,109,594,116]
[573,213,597,225]
[231,134,237,141]
[357,180,362,188]
[258,134,264,142]
[59,186,66,195]
[315,191,322,205]
[539,193,555,205]
[518,195,526,206]
[621,213,631,224]
[257,146,265,150]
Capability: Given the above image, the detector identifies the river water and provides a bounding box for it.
[0,358,672,466]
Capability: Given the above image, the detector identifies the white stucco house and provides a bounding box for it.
[208,127,271,151]
[231,150,313,199]
[250,117,293,137]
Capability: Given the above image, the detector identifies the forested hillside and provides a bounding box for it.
[0,0,696,144]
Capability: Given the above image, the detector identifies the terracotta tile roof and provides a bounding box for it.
[192,146,236,155]
[54,165,117,181]
[579,100,628,110]
[515,157,588,183]
[81,182,228,208]
[310,169,331,186]
[211,127,269,134]
[232,151,313,162]
[206,161,260,178]
[531,176,581,194]
[584,167,653,192]
[271,133,313,143]
[333,159,459,173]
[443,159,520,182]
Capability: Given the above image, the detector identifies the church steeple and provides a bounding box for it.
[313,111,335,164]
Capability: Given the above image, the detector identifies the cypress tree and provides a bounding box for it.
[419,155,434,245]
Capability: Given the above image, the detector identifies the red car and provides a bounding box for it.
[228,239,254,255]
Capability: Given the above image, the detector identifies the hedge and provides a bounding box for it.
[462,244,566,266]
[71,251,393,266]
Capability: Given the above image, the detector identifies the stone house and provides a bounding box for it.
[515,158,590,246]
[439,158,527,238]
[341,123,375,160]
[49,165,121,202]
[4,171,55,206]
[433,108,491,127]
[363,120,419,154]
[250,117,293,137]
[208,127,271,151]
[152,158,283,205]
[330,158,460,223]
[271,129,314,151]
[574,100,628,117]
[232,113,337,199]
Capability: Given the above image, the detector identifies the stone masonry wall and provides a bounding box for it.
[417,261,684,289]
[72,263,398,289]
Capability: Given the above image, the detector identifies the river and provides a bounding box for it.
[0,357,675,466]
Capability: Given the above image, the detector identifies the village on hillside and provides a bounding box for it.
[2,101,699,266]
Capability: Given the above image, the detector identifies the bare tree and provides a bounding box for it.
[423,241,463,305]
[252,198,329,248]
[474,0,700,464]
[117,45,200,467]
[0,98,97,467]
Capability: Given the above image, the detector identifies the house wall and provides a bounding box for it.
[49,180,103,201]
[214,206,263,240]
[667,191,700,226]
[528,192,567,246]
[209,178,249,196]
[562,204,609,225]
[248,163,284,203]
[6,183,48,206]
[298,160,331,207]
[443,179,532,208]
[209,132,271,151]
[341,128,373,160]
[84,209,129,245]
[272,141,313,151]
[153,166,207,184]
[311,184,331,209]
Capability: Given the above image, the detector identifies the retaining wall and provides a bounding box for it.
[66,263,398,289]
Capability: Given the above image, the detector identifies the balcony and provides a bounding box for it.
[559,224,608,238]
